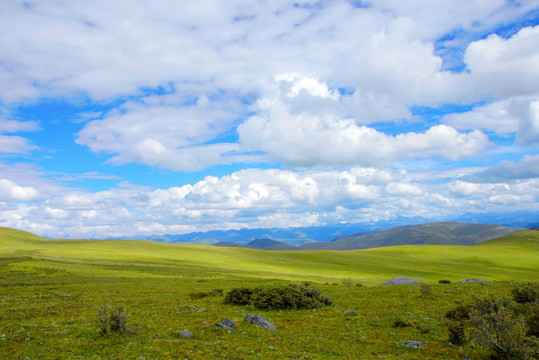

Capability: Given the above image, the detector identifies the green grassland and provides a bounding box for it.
[1,227,538,359]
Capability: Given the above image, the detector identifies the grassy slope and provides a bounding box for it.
[1,227,539,359]
[1,227,538,284]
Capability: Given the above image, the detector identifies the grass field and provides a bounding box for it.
[1,227,538,359]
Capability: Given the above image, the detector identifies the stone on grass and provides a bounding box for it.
[403,340,425,348]
[221,318,237,329]
[461,278,486,283]
[341,310,358,316]
[383,277,422,285]
[180,330,193,338]
[214,321,236,331]
[244,314,277,330]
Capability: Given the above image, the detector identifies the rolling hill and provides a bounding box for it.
[1,226,538,284]
[300,222,525,250]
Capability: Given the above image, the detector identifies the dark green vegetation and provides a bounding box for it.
[225,283,332,310]
[444,284,539,359]
[1,227,539,359]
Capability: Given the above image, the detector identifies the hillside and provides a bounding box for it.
[300,222,525,250]
[1,227,538,284]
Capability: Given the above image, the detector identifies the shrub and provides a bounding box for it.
[392,318,412,328]
[224,283,332,310]
[97,306,130,335]
[438,279,451,284]
[512,282,539,305]
[189,291,209,299]
[447,320,466,345]
[469,304,532,360]
[527,306,539,337]
[419,283,433,299]
[224,287,253,306]
[445,304,470,321]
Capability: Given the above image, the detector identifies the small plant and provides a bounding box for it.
[189,291,209,299]
[97,306,130,335]
[438,279,451,284]
[392,317,412,328]
[419,283,433,299]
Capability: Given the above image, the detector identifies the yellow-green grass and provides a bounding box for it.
[1,227,538,284]
[1,227,539,359]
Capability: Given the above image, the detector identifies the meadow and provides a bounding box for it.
[1,227,538,359]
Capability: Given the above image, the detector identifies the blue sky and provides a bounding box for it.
[1,0,539,238]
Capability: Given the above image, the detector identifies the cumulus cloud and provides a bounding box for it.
[76,94,253,171]
[238,76,489,167]
[465,26,539,98]
[0,179,40,202]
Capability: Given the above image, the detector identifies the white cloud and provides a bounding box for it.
[461,154,539,183]
[465,26,539,98]
[238,77,489,167]
[76,95,251,171]
[0,179,40,202]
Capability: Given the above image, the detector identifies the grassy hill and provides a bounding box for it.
[1,227,539,359]
[300,222,525,250]
[1,226,538,284]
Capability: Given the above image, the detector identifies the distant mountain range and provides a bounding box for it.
[212,222,526,250]
[214,238,297,250]
[112,211,539,248]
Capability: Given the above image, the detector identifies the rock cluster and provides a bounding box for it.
[383,277,422,285]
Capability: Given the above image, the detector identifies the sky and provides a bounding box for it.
[1,0,539,239]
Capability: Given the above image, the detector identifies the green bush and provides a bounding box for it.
[97,306,130,335]
[224,283,332,310]
[392,318,411,328]
[446,320,466,345]
[526,306,539,337]
[445,304,470,321]
[224,287,253,306]
[512,282,539,305]
[438,279,451,284]
[469,303,532,360]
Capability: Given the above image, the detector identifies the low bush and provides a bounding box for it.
[512,282,539,305]
[419,283,433,299]
[189,291,209,299]
[224,287,253,306]
[392,318,411,328]
[445,304,470,321]
[526,306,539,337]
[97,306,130,335]
[446,320,466,345]
[444,295,538,359]
[438,279,451,284]
[224,283,332,310]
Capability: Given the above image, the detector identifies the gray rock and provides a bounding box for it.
[214,322,236,331]
[383,277,422,285]
[402,340,425,348]
[244,314,277,330]
[180,330,193,338]
[341,310,358,316]
[201,320,209,325]
[461,278,487,283]
[221,318,237,329]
